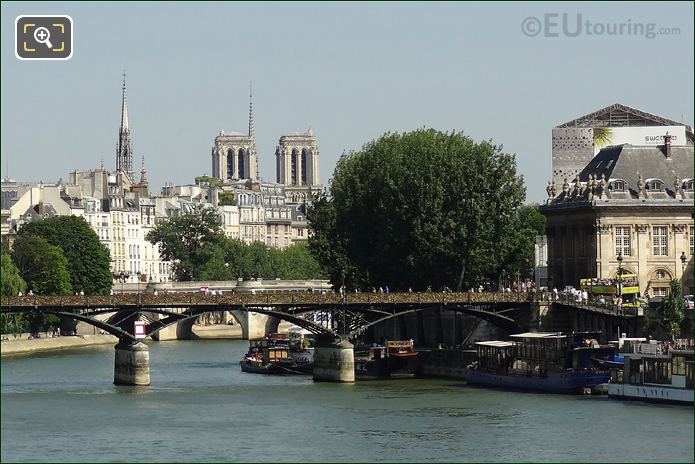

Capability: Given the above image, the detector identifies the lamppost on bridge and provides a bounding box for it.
[681,251,687,275]
[136,271,142,294]
[617,251,623,312]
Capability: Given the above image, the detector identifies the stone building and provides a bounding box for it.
[207,87,322,247]
[540,137,694,297]
[210,86,258,182]
[211,130,258,182]
[260,182,292,248]
[275,130,322,201]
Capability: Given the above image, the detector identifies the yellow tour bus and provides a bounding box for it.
[579,273,641,306]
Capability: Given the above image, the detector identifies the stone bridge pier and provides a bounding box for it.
[154,310,280,341]
[113,339,150,386]
[313,335,355,383]
[231,310,280,340]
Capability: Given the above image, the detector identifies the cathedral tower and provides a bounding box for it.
[275,129,319,187]
[211,84,258,181]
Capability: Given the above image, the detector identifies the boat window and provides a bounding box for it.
[644,359,671,384]
[627,359,642,384]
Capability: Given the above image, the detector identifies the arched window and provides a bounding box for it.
[646,179,664,191]
[654,269,670,280]
[226,149,235,180]
[301,149,308,185]
[238,149,246,179]
[291,149,298,185]
[609,179,626,192]
[683,178,694,191]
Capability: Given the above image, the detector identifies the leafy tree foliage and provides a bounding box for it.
[308,129,527,291]
[496,204,546,285]
[656,279,685,340]
[218,191,236,206]
[12,234,72,296]
[194,175,223,187]
[1,250,28,333]
[18,216,112,295]
[148,205,325,281]
[1,249,26,296]
[147,204,226,281]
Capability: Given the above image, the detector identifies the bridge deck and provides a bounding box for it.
[0,292,637,316]
[1,292,539,309]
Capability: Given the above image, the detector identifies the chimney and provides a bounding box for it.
[663,131,672,158]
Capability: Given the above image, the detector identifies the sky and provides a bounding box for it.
[1,1,693,203]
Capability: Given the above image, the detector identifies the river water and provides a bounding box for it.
[1,340,693,462]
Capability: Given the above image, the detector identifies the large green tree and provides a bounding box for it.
[1,249,26,296]
[308,129,526,291]
[18,216,112,295]
[655,279,685,340]
[146,204,227,280]
[1,250,28,334]
[11,234,72,296]
[496,203,546,286]
[276,243,326,280]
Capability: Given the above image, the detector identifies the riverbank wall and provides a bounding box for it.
[1,321,295,357]
[1,334,118,356]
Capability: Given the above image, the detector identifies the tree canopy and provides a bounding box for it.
[194,175,223,187]
[655,279,685,340]
[18,216,112,295]
[307,129,529,291]
[12,234,72,296]
[146,204,226,281]
[218,191,236,206]
[147,205,326,281]
[1,249,26,297]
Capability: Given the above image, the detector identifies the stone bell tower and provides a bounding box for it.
[211,83,258,181]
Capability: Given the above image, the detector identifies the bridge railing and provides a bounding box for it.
[1,291,549,309]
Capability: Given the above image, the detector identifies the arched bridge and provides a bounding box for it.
[0,291,639,341]
[0,292,641,386]
[0,292,541,340]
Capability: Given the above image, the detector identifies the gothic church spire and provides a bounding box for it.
[116,71,134,179]
[248,81,254,139]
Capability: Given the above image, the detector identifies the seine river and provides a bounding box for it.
[2,340,693,462]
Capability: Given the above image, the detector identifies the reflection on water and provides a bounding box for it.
[2,339,693,463]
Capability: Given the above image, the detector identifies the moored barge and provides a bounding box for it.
[466,332,614,394]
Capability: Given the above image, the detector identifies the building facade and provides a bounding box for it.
[541,141,694,296]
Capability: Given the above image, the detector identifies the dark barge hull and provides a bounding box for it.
[466,368,610,394]
[239,361,312,375]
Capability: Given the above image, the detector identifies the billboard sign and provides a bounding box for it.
[593,126,687,154]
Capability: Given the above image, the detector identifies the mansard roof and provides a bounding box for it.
[543,144,694,206]
[579,145,692,192]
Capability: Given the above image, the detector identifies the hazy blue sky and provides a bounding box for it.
[1,1,693,203]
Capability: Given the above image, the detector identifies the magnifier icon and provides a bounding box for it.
[33,27,53,49]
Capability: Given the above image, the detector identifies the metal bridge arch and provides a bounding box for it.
[346,304,523,338]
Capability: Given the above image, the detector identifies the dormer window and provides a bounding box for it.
[646,179,664,192]
[683,178,694,191]
[609,179,626,192]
